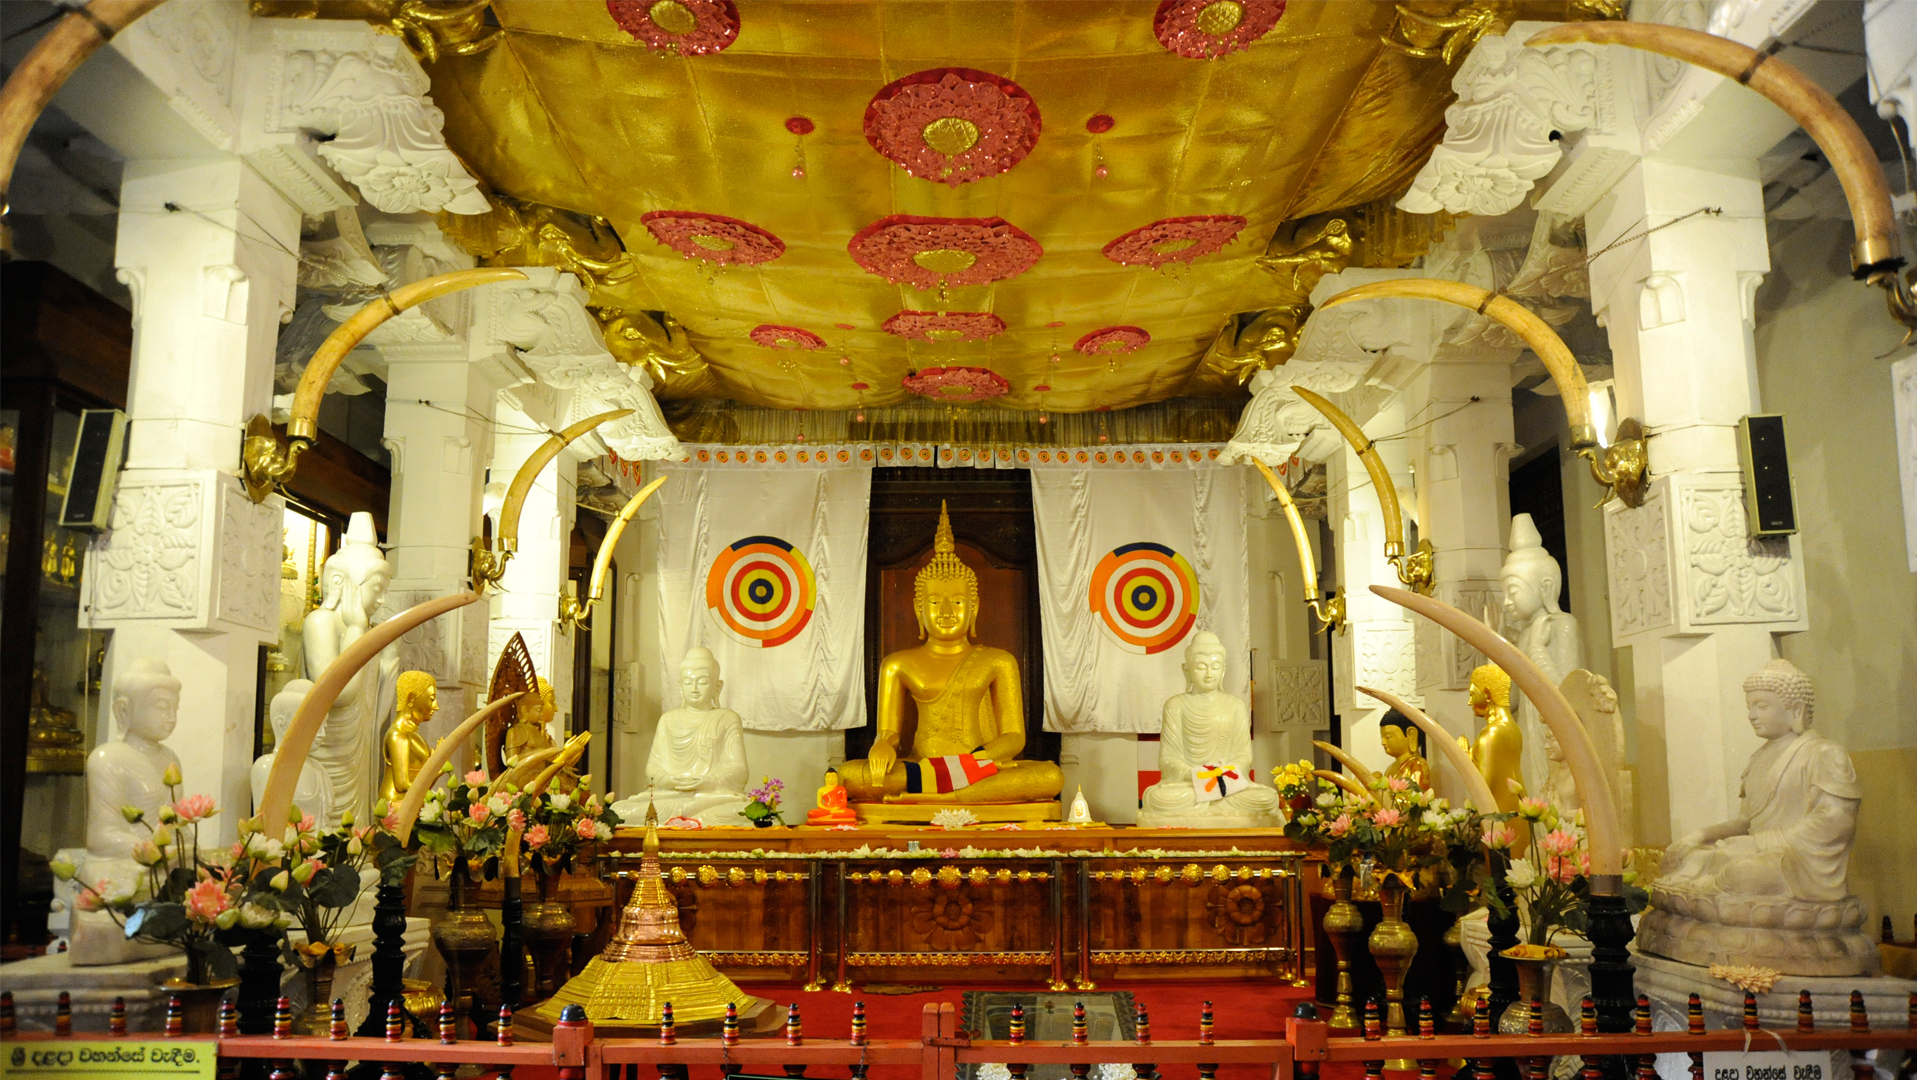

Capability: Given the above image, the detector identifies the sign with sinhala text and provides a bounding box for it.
[4,1042,216,1080]
[1703,1051,1835,1080]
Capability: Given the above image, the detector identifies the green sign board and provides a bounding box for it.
[3,1042,217,1080]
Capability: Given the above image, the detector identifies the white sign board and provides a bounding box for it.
[1703,1051,1835,1080]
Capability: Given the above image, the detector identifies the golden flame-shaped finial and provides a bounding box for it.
[934,500,956,555]
[643,795,660,859]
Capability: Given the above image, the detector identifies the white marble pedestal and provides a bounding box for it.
[1635,951,1914,1080]
[0,919,430,1034]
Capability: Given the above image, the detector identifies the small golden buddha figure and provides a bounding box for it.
[1378,710,1431,791]
[806,769,857,825]
[507,676,579,792]
[1467,662,1523,816]
[842,503,1063,805]
[381,671,436,806]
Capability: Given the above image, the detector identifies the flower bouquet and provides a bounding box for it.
[521,785,621,878]
[410,767,531,877]
[1270,759,1318,819]
[740,776,786,827]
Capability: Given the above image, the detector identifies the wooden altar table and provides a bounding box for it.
[598,826,1325,988]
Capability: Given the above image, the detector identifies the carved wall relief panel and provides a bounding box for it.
[1679,484,1800,625]
[86,477,205,624]
[1605,489,1673,638]
[1263,659,1328,732]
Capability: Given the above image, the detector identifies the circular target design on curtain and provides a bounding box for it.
[706,536,817,648]
[1089,542,1198,654]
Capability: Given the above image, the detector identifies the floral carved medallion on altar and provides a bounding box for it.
[1102,216,1248,268]
[909,886,992,952]
[749,325,825,350]
[864,68,1042,187]
[1089,542,1198,654]
[1153,0,1287,59]
[849,215,1042,290]
[883,310,1007,342]
[640,211,784,266]
[1206,881,1279,946]
[606,0,739,54]
[901,366,1010,403]
[705,535,816,648]
[1074,326,1151,354]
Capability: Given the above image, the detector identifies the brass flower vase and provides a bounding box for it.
[293,945,353,1035]
[160,977,240,1035]
[522,870,576,1003]
[431,866,496,1034]
[1367,875,1420,1069]
[1322,865,1365,1032]
[1496,952,1574,1035]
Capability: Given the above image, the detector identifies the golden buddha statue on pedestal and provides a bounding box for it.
[1467,662,1522,816]
[841,503,1063,808]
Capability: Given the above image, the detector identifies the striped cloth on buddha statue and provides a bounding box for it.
[904,753,998,795]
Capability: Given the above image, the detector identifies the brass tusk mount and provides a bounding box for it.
[1576,417,1651,508]
[470,537,513,594]
[241,414,310,504]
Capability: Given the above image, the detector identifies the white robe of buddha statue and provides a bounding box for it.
[1137,632,1280,827]
[613,648,751,827]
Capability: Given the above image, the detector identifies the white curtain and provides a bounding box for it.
[1032,468,1250,733]
[653,466,870,731]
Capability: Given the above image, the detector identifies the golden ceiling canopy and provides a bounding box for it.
[269,0,1614,416]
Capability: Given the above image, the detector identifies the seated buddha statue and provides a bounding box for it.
[610,647,750,827]
[380,671,436,807]
[506,676,578,793]
[1638,659,1877,976]
[806,769,857,825]
[1379,710,1431,791]
[841,503,1063,805]
[1138,631,1280,827]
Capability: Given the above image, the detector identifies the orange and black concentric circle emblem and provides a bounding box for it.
[705,535,816,648]
[1089,541,1198,654]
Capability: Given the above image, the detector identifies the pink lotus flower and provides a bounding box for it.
[467,803,491,824]
[1326,813,1354,838]
[185,879,230,924]
[1482,823,1516,851]
[1387,777,1410,792]
[75,881,110,912]
[508,809,527,832]
[1546,855,1579,884]
[1371,807,1404,828]
[172,794,217,823]
[525,824,550,850]
[380,811,399,833]
[1539,828,1580,857]
[574,817,597,840]
[465,770,487,787]
[298,813,317,834]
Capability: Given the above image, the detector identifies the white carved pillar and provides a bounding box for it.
[1329,398,1418,776]
[487,400,578,737]
[84,158,298,843]
[1588,159,1807,844]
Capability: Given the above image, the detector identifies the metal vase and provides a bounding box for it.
[430,868,496,1037]
[1367,874,1420,1068]
[1322,865,1365,1032]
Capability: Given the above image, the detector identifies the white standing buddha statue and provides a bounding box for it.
[613,647,751,827]
[1638,659,1878,976]
[302,512,394,825]
[1137,631,1280,828]
[1500,513,1580,802]
[73,658,184,965]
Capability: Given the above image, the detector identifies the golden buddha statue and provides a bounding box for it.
[842,503,1063,805]
[506,675,578,792]
[380,670,436,805]
[1378,710,1431,791]
[1467,662,1522,816]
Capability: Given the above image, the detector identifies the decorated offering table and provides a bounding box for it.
[598,827,1318,989]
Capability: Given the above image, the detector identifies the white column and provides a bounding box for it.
[488,402,577,736]
[84,159,298,843]
[1331,399,1417,775]
[1587,159,1806,843]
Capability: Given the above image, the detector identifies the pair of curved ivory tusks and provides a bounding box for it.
[288,269,529,442]
[1314,769,1373,802]
[390,692,527,847]
[586,476,666,604]
[1527,22,1900,278]
[1370,585,1624,886]
[258,591,481,832]
[1319,282,1596,452]
[1312,739,1378,790]
[503,733,591,876]
[1356,685,1500,814]
[497,409,633,553]
[0,0,165,240]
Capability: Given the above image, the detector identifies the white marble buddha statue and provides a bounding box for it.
[250,679,337,826]
[1137,631,1280,828]
[1500,514,1580,802]
[613,648,750,826]
[74,658,183,965]
[302,512,393,824]
[1638,659,1878,976]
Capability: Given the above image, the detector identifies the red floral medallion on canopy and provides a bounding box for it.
[640,211,785,266]
[901,366,1011,403]
[1075,326,1152,354]
[882,311,1007,342]
[1102,215,1247,268]
[749,325,825,350]
[1152,1,1286,59]
[849,216,1042,289]
[606,0,740,55]
[863,68,1042,187]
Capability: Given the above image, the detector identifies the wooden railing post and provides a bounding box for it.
[922,1003,959,1080]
